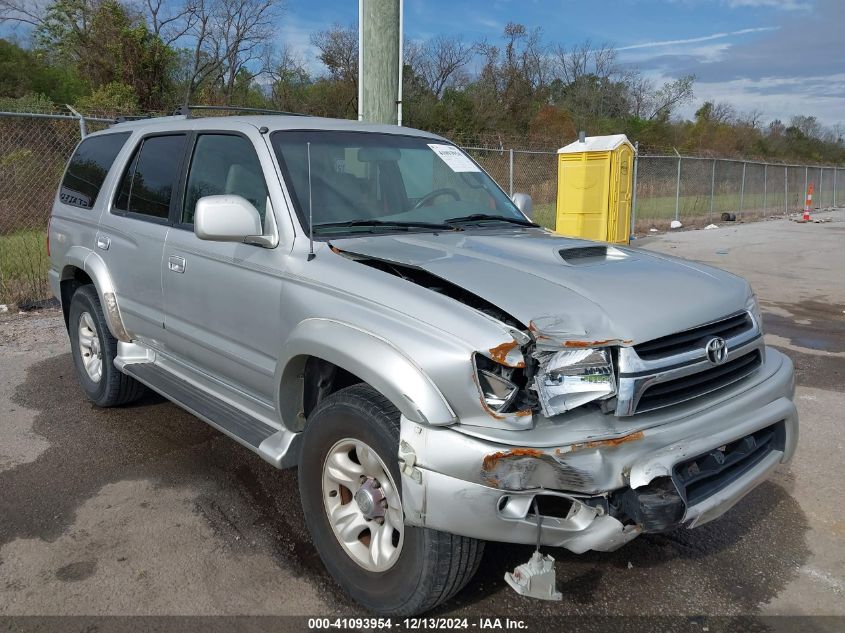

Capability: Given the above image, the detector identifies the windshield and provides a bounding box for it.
[270,130,526,236]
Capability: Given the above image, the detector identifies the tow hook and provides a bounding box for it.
[503,499,562,601]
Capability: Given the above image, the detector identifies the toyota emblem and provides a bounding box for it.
[705,337,728,365]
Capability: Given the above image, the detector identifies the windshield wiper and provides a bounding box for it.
[444,213,539,227]
[313,219,457,234]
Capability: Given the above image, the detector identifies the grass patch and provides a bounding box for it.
[0,229,50,306]
[533,203,556,230]
[535,191,797,236]
[635,192,794,222]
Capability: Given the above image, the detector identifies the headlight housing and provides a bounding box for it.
[534,348,616,417]
[474,354,525,415]
[746,290,763,333]
[477,369,519,412]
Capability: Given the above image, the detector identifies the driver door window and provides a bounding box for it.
[182,134,269,225]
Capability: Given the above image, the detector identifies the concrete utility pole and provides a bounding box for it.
[359,0,403,125]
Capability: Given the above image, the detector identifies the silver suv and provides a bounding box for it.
[49,112,798,614]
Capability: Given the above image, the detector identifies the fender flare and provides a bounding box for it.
[61,247,131,342]
[276,318,457,430]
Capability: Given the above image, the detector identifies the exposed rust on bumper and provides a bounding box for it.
[559,430,646,454]
[482,447,544,472]
[480,447,589,490]
[480,432,645,491]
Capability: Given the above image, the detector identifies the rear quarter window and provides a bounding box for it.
[60,132,131,209]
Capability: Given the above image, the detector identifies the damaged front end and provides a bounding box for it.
[398,346,797,554]
[474,315,625,427]
[327,243,797,557]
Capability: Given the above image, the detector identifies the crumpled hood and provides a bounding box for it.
[331,228,751,346]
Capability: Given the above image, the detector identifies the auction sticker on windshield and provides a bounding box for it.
[428,143,480,172]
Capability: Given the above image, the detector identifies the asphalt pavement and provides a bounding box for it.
[1,210,843,625]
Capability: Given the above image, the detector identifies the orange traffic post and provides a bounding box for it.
[802,182,814,222]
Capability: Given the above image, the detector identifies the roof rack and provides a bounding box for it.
[114,113,156,123]
[173,105,310,118]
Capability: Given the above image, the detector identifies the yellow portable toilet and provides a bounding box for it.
[556,134,635,244]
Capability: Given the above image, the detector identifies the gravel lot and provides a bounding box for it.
[1,211,843,625]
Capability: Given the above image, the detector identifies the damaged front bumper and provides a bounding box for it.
[399,348,797,553]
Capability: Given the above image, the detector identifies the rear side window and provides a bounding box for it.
[60,133,130,209]
[114,134,187,220]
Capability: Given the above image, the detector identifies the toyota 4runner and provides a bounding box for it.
[48,111,798,615]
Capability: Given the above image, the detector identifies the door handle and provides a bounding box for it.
[96,235,110,250]
[168,255,186,274]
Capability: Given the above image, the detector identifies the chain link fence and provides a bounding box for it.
[634,155,842,231]
[463,147,559,228]
[0,110,843,305]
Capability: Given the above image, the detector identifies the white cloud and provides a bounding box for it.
[725,0,811,10]
[475,17,502,31]
[617,27,779,51]
[677,74,845,125]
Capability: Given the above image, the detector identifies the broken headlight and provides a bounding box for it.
[474,354,526,414]
[478,369,519,412]
[534,348,616,417]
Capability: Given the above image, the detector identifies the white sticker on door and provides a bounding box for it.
[427,143,480,172]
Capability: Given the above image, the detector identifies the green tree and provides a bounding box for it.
[74,81,140,115]
[35,0,175,110]
[0,38,85,103]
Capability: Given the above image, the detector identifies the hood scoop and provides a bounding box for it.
[558,245,627,265]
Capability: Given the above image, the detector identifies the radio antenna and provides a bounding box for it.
[307,141,315,261]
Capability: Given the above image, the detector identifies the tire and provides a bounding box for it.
[68,285,146,407]
[299,384,484,616]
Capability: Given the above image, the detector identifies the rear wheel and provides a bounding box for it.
[299,384,484,615]
[68,285,145,407]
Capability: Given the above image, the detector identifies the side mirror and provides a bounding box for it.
[511,192,533,220]
[194,195,263,243]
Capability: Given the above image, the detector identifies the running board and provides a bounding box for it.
[122,362,300,467]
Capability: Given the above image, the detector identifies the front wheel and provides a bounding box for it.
[298,384,484,615]
[68,285,145,407]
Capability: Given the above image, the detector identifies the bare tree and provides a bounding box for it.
[142,0,196,45]
[182,0,220,104]
[218,0,278,97]
[647,75,695,120]
[311,23,358,84]
[551,40,623,126]
[180,0,279,104]
[266,43,309,110]
[739,108,764,130]
[0,0,49,28]
[790,115,823,139]
[519,26,549,90]
[627,73,653,119]
[410,34,475,97]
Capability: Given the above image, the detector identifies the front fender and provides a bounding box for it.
[276,318,457,430]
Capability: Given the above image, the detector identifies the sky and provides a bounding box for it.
[2,0,842,127]
[280,0,844,127]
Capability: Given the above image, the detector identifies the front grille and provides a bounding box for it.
[673,422,784,506]
[636,350,762,413]
[634,312,753,360]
